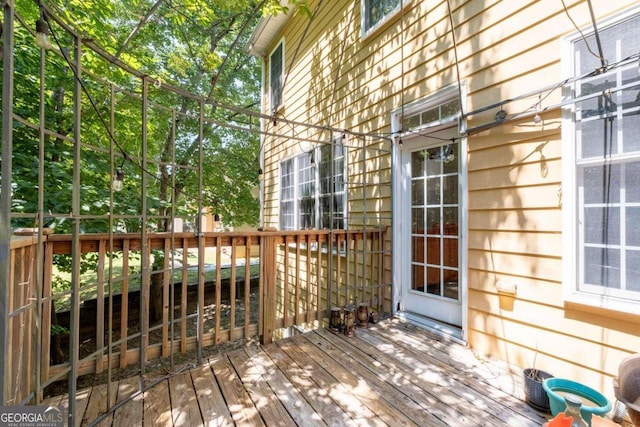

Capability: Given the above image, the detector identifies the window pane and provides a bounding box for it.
[426,208,439,231]
[627,250,640,292]
[319,146,331,194]
[583,247,621,289]
[443,207,458,230]
[333,194,344,229]
[583,164,620,204]
[622,111,640,154]
[281,201,294,230]
[421,108,439,124]
[579,117,618,159]
[412,179,424,205]
[442,143,458,175]
[440,99,461,119]
[412,263,425,291]
[626,162,640,203]
[412,207,424,234]
[298,198,314,229]
[281,159,294,200]
[411,151,425,177]
[320,194,330,229]
[627,207,640,247]
[365,0,399,31]
[270,43,283,109]
[426,177,440,205]
[443,175,458,205]
[412,236,425,264]
[584,207,619,245]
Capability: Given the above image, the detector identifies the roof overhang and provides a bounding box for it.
[247,2,294,59]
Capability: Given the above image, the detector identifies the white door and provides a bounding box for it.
[399,126,463,327]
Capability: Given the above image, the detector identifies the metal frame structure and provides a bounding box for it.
[0,3,394,423]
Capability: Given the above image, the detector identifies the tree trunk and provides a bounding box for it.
[50,302,65,365]
[149,257,165,324]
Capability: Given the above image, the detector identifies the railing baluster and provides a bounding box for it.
[41,240,53,390]
[229,237,237,341]
[244,236,251,338]
[181,238,188,353]
[96,240,106,374]
[119,240,130,369]
[316,232,323,323]
[305,234,312,325]
[215,236,222,344]
[161,238,170,357]
[282,236,289,328]
[295,235,301,326]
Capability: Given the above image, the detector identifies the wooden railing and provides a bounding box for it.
[4,228,390,405]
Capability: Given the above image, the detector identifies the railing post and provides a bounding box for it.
[260,234,276,345]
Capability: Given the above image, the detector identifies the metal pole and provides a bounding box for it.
[140,78,149,383]
[169,109,176,368]
[327,131,334,308]
[106,83,116,410]
[197,99,204,364]
[0,0,15,406]
[35,23,47,404]
[361,137,367,304]
[68,35,83,426]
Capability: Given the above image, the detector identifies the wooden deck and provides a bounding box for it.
[46,319,549,426]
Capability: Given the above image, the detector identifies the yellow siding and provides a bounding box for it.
[258,0,640,403]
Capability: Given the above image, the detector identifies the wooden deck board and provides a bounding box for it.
[294,333,418,427]
[168,370,204,426]
[143,376,172,426]
[48,319,548,426]
[190,361,234,427]
[112,376,143,427]
[244,345,325,426]
[227,347,298,427]
[276,336,387,426]
[262,341,353,426]
[211,355,266,426]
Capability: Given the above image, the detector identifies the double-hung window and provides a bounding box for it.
[269,41,284,113]
[280,140,347,230]
[361,0,400,36]
[564,9,640,313]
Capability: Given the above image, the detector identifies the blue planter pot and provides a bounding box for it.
[542,377,611,425]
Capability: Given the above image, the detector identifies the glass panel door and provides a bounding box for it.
[411,143,460,302]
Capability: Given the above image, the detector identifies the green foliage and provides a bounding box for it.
[8,0,308,285]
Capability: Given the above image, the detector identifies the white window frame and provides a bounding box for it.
[361,0,402,38]
[279,139,347,231]
[269,40,284,113]
[562,6,640,315]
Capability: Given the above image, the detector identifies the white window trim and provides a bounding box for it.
[561,6,640,315]
[268,39,285,114]
[360,0,404,39]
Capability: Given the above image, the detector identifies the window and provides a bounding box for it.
[564,10,640,312]
[362,0,400,35]
[269,41,284,112]
[280,140,347,230]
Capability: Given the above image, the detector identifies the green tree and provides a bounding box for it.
[6,0,309,320]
